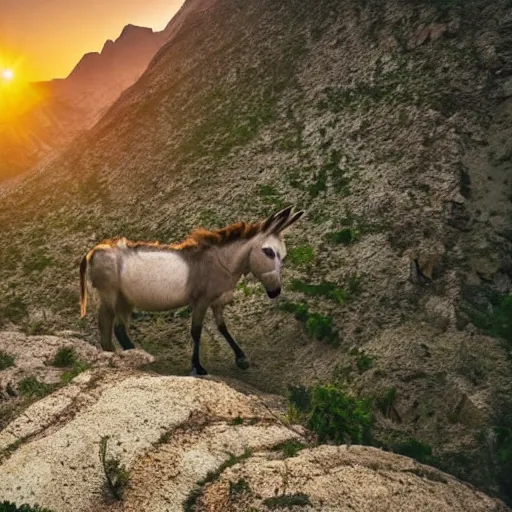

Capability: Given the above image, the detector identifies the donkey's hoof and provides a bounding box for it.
[236,357,250,370]
[190,366,208,377]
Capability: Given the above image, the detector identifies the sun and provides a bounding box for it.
[2,69,14,81]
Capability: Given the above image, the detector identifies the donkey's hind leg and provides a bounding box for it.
[211,302,250,370]
[99,303,115,352]
[114,294,135,350]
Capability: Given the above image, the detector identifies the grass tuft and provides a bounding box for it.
[99,436,130,501]
[0,351,15,371]
[263,493,311,509]
[50,346,77,368]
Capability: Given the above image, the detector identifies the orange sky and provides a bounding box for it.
[0,0,184,83]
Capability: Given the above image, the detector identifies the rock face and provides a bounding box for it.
[1,0,512,505]
[0,366,508,512]
[196,445,509,512]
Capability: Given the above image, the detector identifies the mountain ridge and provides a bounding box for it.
[0,16,182,184]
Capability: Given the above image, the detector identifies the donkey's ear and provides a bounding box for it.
[262,205,293,233]
[277,209,304,235]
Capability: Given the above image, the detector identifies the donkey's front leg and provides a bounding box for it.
[190,305,208,376]
[211,303,250,370]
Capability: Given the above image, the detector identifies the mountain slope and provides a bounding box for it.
[0,22,173,183]
[0,0,511,504]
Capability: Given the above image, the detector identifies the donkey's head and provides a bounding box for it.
[248,206,304,299]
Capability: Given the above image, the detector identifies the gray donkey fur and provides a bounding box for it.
[79,206,304,375]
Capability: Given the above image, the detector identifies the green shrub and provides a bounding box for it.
[289,384,373,445]
[17,377,52,399]
[51,346,77,367]
[231,416,244,425]
[23,251,54,273]
[229,478,251,495]
[290,279,346,303]
[279,301,339,346]
[287,245,314,265]
[327,227,360,245]
[258,184,283,208]
[271,440,306,458]
[0,351,15,371]
[309,168,328,197]
[349,348,374,373]
[305,313,337,342]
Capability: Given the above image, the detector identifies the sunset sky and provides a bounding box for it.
[0,0,184,83]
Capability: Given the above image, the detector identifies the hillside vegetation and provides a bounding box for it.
[0,0,512,505]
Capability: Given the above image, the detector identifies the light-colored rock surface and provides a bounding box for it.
[0,330,154,396]
[0,370,508,512]
[196,444,510,511]
[0,371,299,511]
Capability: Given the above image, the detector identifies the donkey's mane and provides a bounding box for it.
[97,220,265,253]
[172,221,264,250]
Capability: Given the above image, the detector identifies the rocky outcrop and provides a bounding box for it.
[196,445,509,512]
[0,365,508,512]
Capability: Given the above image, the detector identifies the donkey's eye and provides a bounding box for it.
[262,247,275,259]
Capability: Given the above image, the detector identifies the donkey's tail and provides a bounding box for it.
[79,254,88,319]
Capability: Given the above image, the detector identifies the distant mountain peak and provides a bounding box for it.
[118,24,153,39]
[101,40,115,54]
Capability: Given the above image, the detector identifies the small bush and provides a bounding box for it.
[289,384,373,445]
[229,478,251,495]
[17,377,52,399]
[271,440,306,458]
[263,493,311,509]
[305,313,337,343]
[327,227,360,245]
[290,279,346,303]
[279,301,339,346]
[99,436,130,501]
[287,245,314,265]
[350,348,374,373]
[51,346,77,367]
[0,351,15,371]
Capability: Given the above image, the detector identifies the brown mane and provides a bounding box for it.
[171,221,264,250]
[93,220,265,254]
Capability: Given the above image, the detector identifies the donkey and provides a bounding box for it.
[79,206,304,375]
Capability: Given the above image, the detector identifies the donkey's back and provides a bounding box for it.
[81,238,190,317]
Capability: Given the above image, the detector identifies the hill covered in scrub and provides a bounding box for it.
[0,0,512,506]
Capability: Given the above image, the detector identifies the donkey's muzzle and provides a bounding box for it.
[267,287,281,299]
